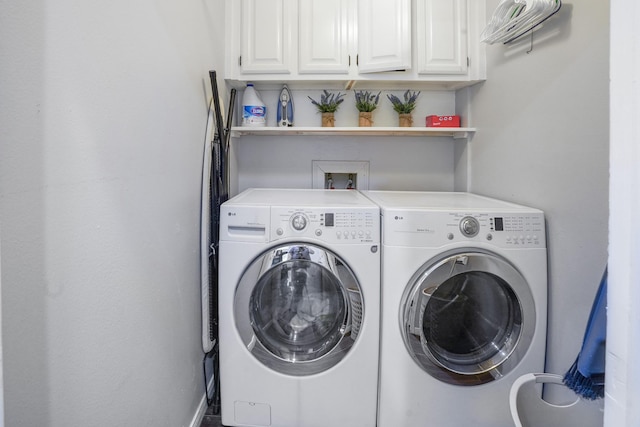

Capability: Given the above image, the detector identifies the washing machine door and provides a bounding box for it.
[234,243,363,376]
[401,249,535,386]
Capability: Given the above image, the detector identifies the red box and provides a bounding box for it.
[426,115,461,127]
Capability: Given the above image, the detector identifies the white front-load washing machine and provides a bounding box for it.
[362,191,547,427]
[218,188,380,427]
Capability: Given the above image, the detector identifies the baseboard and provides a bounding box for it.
[189,375,216,427]
[189,392,209,427]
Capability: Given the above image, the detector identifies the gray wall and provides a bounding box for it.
[0,0,225,425]
[467,0,610,395]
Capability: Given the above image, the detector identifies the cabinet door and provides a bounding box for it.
[416,0,468,75]
[240,0,295,74]
[299,0,351,74]
[357,0,411,73]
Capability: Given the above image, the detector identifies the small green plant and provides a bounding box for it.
[387,90,421,114]
[354,90,381,112]
[308,90,346,113]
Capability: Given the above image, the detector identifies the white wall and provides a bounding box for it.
[0,0,225,425]
[607,1,640,424]
[467,0,610,400]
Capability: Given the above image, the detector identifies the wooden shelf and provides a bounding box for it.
[230,126,475,139]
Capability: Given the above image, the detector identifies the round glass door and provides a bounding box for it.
[234,244,363,376]
[401,249,535,385]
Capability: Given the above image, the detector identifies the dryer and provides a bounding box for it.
[362,191,547,427]
[218,188,380,427]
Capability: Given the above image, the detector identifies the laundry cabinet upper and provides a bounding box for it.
[225,0,486,89]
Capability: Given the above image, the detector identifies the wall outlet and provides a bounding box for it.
[312,161,370,190]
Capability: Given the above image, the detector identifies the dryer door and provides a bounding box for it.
[401,249,535,385]
[234,243,363,376]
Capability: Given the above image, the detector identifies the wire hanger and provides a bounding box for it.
[481,0,562,45]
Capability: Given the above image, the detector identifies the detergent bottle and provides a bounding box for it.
[242,83,266,126]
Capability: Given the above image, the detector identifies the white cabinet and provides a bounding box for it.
[298,0,351,74]
[238,0,296,74]
[229,0,410,78]
[225,0,485,87]
[357,0,411,73]
[298,0,412,75]
[416,0,468,75]
[412,0,486,82]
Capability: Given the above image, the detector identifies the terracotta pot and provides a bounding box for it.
[358,112,373,127]
[321,112,335,127]
[399,114,413,127]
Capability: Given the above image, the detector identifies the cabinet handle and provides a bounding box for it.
[239,56,242,66]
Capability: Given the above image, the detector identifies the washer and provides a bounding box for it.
[219,188,380,427]
[362,191,547,427]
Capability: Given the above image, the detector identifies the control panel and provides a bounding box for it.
[272,207,379,244]
[384,210,546,248]
[486,214,545,247]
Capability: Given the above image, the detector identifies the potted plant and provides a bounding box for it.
[354,90,381,127]
[387,90,421,127]
[308,90,346,127]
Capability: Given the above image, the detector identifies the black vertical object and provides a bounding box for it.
[203,71,236,413]
[224,88,237,196]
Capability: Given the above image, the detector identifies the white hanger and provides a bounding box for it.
[480,0,526,44]
[504,0,561,43]
[481,0,562,45]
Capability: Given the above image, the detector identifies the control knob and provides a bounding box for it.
[291,213,308,231]
[459,216,480,238]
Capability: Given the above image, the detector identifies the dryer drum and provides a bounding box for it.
[234,243,364,376]
[401,250,536,386]
[250,260,347,360]
[421,271,522,372]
